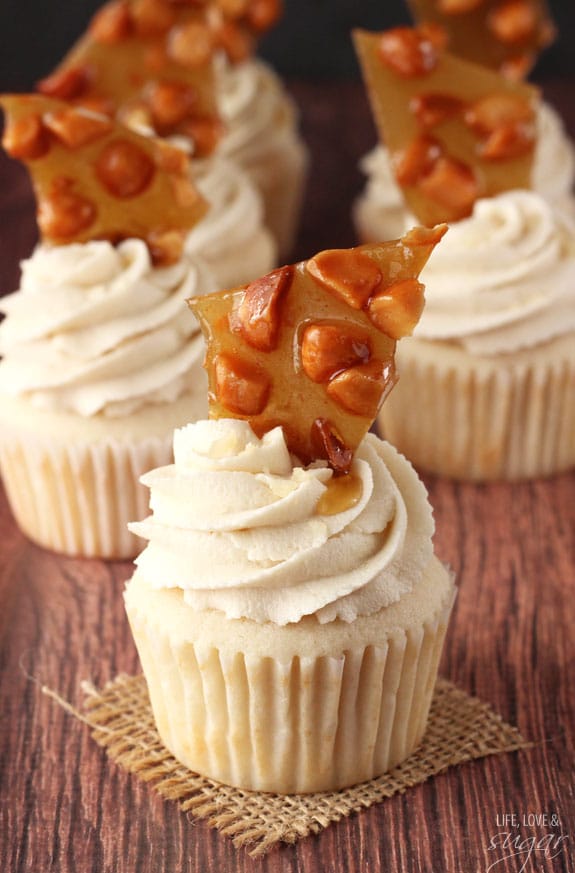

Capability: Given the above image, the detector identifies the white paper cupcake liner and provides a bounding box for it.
[379,333,575,481]
[0,430,172,559]
[125,567,455,794]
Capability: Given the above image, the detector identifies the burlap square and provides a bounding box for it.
[45,674,530,856]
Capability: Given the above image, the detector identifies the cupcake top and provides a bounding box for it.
[414,189,575,354]
[130,419,434,625]
[0,239,215,417]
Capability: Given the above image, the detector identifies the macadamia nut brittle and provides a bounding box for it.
[1,93,207,264]
[36,0,284,157]
[37,0,221,157]
[354,26,538,226]
[189,225,446,474]
[407,0,555,78]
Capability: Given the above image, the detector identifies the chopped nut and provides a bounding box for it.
[410,93,465,128]
[479,120,536,160]
[39,178,97,240]
[418,155,479,219]
[44,109,113,149]
[464,92,534,135]
[378,27,439,77]
[246,0,283,32]
[90,0,132,43]
[214,353,270,416]
[237,266,293,352]
[367,279,425,340]
[214,21,254,63]
[487,0,538,45]
[393,135,442,186]
[168,21,214,67]
[148,229,184,265]
[95,138,155,197]
[217,0,250,16]
[301,324,371,383]
[180,115,224,157]
[131,0,176,36]
[310,419,354,475]
[37,66,91,101]
[2,113,50,160]
[500,52,535,80]
[306,249,382,309]
[146,81,198,130]
[326,359,396,418]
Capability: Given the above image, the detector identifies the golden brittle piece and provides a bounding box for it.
[37,0,222,157]
[406,0,555,78]
[1,93,207,264]
[354,26,538,226]
[190,225,446,474]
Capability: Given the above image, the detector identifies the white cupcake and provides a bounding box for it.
[378,190,575,480]
[125,419,455,793]
[0,239,215,558]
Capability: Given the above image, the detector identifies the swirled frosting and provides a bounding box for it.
[357,102,575,236]
[186,156,277,287]
[216,58,303,170]
[129,419,435,626]
[0,239,215,417]
[415,190,575,354]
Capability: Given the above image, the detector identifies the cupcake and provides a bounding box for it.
[37,0,278,289]
[379,190,575,480]
[354,27,575,480]
[124,227,455,793]
[0,94,214,558]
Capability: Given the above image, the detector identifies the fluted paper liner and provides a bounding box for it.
[0,431,172,559]
[41,673,530,857]
[379,332,575,481]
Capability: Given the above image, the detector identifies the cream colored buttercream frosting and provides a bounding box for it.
[216,58,302,170]
[129,419,435,626]
[0,239,215,417]
[357,102,575,236]
[186,156,277,287]
[415,189,575,355]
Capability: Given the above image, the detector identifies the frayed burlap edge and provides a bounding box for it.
[43,674,530,857]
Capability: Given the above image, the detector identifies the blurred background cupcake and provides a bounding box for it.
[0,95,215,558]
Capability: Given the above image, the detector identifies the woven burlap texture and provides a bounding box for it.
[64,673,530,856]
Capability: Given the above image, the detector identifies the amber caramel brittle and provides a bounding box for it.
[1,93,207,264]
[209,0,284,64]
[189,225,446,473]
[36,0,222,157]
[354,27,538,226]
[406,0,555,78]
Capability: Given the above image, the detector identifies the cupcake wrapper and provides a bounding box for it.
[126,595,454,794]
[379,335,575,481]
[0,431,172,559]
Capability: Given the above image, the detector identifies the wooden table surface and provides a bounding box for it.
[1,79,574,873]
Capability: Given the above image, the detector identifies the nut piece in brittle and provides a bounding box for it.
[36,0,222,157]
[0,93,207,265]
[354,26,538,226]
[210,0,284,64]
[406,0,555,79]
[189,225,446,474]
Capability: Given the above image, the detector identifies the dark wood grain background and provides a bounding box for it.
[1,79,574,873]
